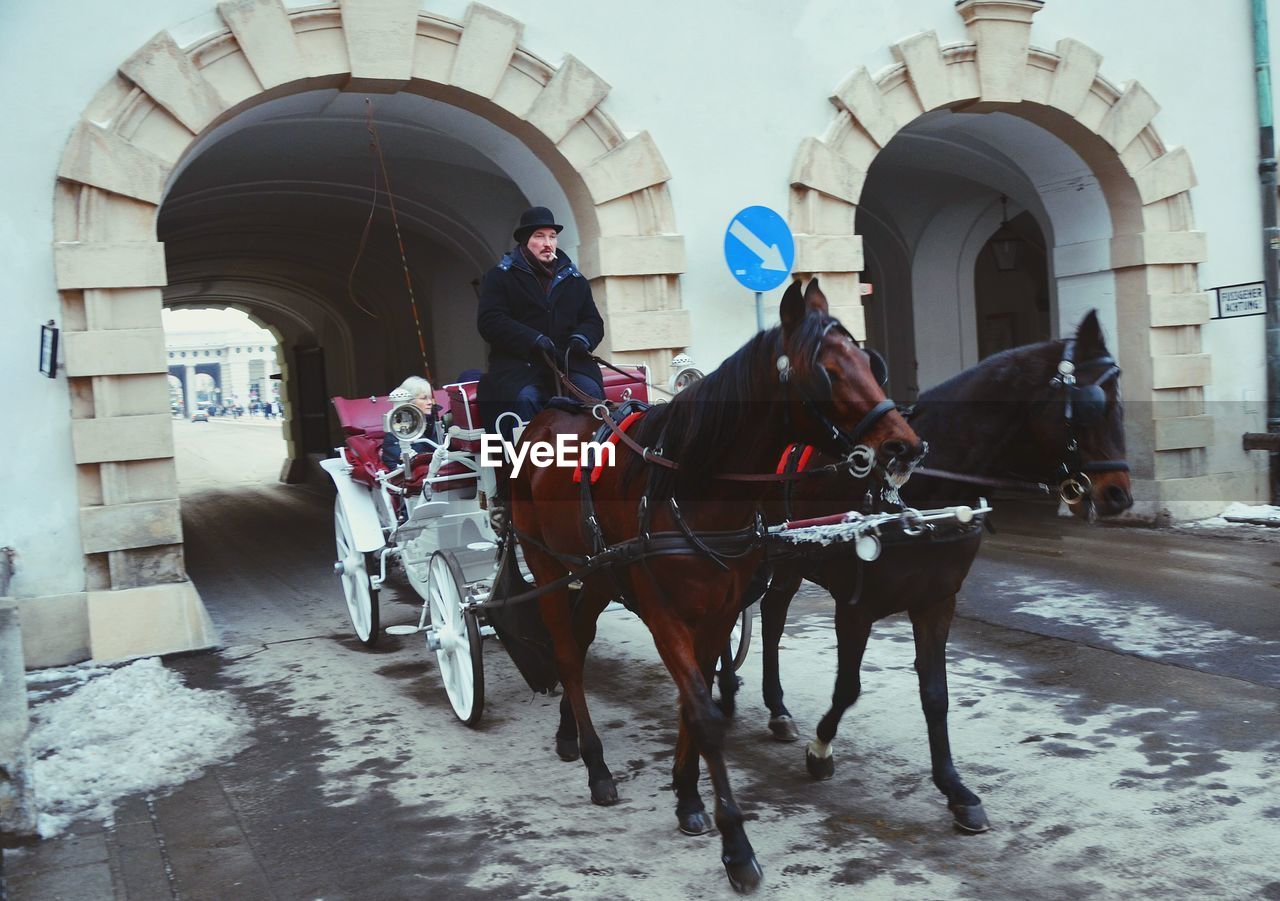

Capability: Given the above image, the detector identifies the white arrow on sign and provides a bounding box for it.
[729,219,788,271]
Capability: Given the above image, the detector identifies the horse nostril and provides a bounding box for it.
[882,439,909,460]
[1103,484,1132,509]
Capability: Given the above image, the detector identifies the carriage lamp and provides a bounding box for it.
[386,402,427,442]
[990,195,1022,272]
[669,353,704,394]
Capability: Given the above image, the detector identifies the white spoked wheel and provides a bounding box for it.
[426,550,484,726]
[334,496,380,647]
[718,605,754,674]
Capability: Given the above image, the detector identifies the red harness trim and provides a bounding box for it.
[572,410,646,484]
[775,443,815,475]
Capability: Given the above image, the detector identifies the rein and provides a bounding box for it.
[538,344,896,484]
[590,404,858,483]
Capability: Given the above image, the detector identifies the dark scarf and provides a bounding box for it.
[520,245,558,295]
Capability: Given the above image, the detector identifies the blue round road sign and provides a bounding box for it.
[724,205,794,292]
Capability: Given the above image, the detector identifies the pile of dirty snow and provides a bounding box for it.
[1186,502,1280,529]
[26,657,252,837]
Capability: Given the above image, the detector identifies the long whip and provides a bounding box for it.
[352,98,433,384]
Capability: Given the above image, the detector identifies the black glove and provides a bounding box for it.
[534,334,555,356]
[569,334,590,354]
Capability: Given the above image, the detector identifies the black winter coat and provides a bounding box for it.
[476,247,604,429]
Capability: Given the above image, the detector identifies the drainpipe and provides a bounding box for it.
[1252,0,1280,503]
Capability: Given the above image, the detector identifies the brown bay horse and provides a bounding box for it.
[509,280,923,892]
[735,310,1132,835]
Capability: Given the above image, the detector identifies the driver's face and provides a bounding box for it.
[526,228,558,262]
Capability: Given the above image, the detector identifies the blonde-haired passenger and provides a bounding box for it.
[381,375,441,469]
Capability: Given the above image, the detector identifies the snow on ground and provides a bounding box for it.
[1185,502,1280,529]
[26,657,253,837]
[995,575,1280,668]
[219,608,1279,898]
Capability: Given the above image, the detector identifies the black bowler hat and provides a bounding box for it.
[513,206,564,244]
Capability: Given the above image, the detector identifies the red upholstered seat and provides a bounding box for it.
[602,365,649,404]
[406,456,477,499]
[441,366,649,442]
[444,381,484,452]
[331,395,393,487]
[332,395,393,438]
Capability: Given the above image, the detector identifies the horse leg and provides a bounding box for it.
[911,596,989,833]
[554,590,604,762]
[760,568,804,741]
[652,611,762,893]
[807,604,872,780]
[714,637,740,717]
[556,692,579,761]
[671,704,713,835]
[539,592,617,805]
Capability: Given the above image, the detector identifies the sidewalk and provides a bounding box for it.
[190,415,282,428]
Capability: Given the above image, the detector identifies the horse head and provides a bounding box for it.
[778,279,924,481]
[1033,310,1133,519]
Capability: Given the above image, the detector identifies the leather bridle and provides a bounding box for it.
[1051,338,1129,504]
[912,339,1129,505]
[778,321,898,477]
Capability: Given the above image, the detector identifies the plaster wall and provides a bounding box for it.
[0,0,1274,621]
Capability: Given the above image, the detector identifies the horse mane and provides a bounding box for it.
[623,310,833,498]
[917,339,1059,406]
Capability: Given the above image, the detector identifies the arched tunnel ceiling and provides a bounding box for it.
[157,89,566,392]
[159,89,526,289]
[861,109,1099,251]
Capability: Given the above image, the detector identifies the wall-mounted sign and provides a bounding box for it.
[38,320,58,378]
[1212,281,1266,319]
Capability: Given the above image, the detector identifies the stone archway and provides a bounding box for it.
[786,0,1216,519]
[53,0,689,659]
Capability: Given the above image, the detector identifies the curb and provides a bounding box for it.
[0,598,37,844]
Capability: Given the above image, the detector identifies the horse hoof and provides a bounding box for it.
[555,737,580,762]
[677,810,714,836]
[950,802,990,834]
[768,715,800,742]
[589,778,618,806]
[805,748,834,780]
[723,854,763,893]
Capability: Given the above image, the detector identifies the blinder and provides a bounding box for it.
[865,348,888,388]
[780,319,901,472]
[805,326,888,395]
[1066,382,1107,426]
[1051,339,1128,505]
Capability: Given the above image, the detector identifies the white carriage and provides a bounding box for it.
[322,366,753,727]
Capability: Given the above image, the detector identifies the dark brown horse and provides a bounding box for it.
[738,310,1132,834]
[509,280,923,892]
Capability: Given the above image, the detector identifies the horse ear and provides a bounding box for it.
[803,277,830,316]
[1076,309,1107,355]
[779,279,806,330]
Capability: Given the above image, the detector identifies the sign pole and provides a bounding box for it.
[755,291,763,332]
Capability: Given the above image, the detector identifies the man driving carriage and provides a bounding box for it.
[476,206,606,443]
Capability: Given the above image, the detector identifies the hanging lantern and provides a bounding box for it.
[991,195,1021,272]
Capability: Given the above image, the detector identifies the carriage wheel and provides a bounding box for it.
[426,550,485,726]
[717,605,754,674]
[334,496,380,647]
